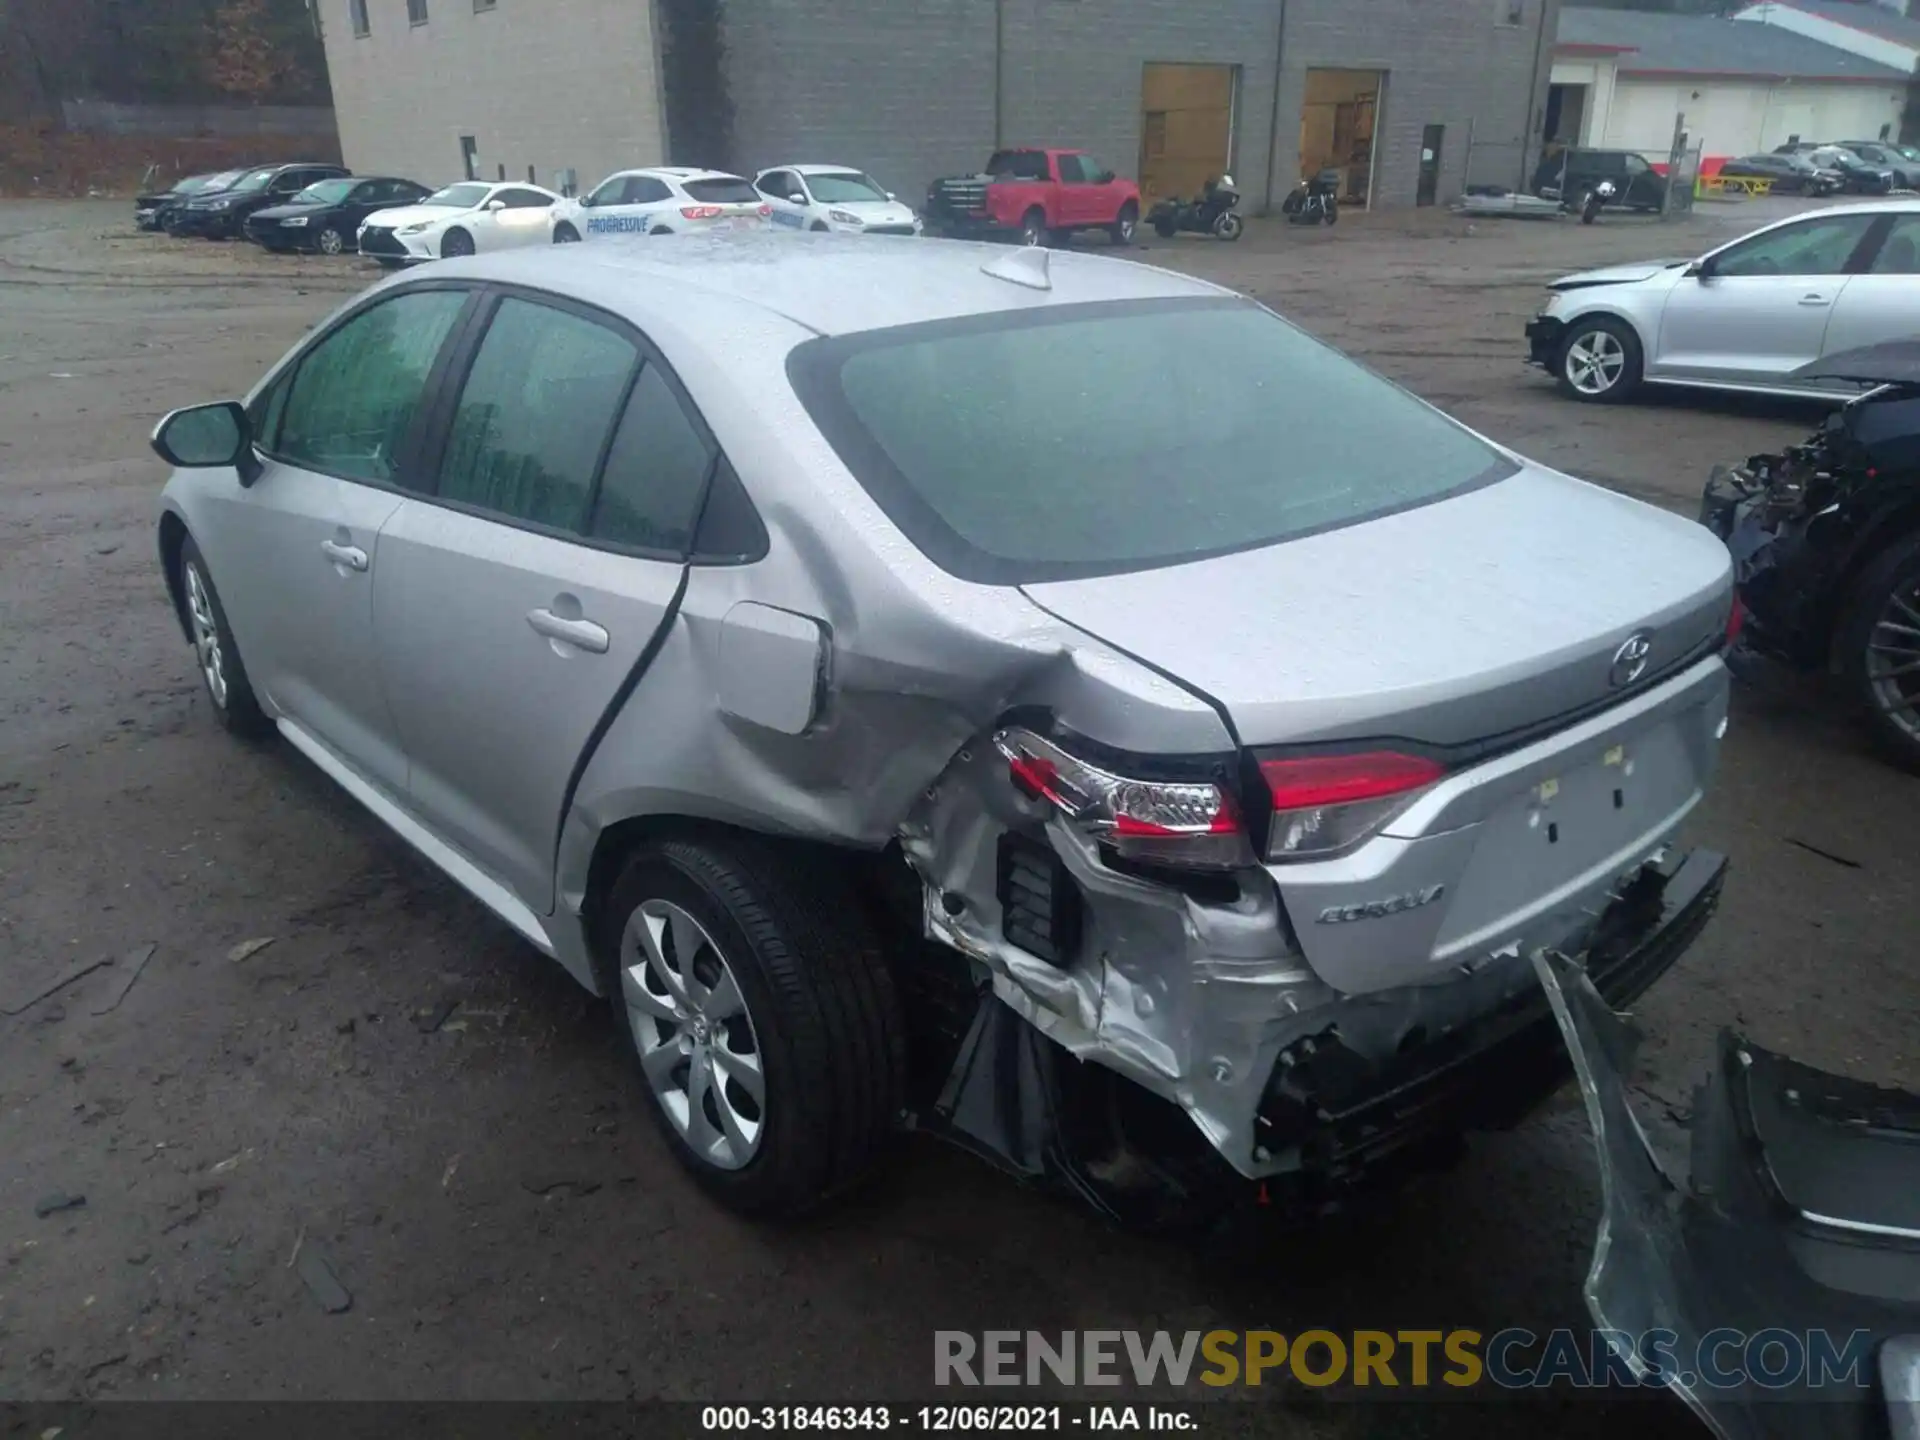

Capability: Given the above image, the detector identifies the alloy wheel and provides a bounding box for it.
[318,227,345,255]
[621,899,765,1170]
[1565,329,1626,395]
[1866,583,1920,742]
[184,562,228,710]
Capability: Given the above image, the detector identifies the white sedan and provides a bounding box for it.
[753,165,921,235]
[357,180,560,265]
[548,167,768,243]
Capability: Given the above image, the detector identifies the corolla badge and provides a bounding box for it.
[1318,885,1445,925]
[1609,631,1655,689]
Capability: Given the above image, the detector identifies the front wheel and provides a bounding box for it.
[1213,211,1244,241]
[600,836,906,1217]
[1556,316,1643,403]
[317,225,347,255]
[1840,533,1920,774]
[179,538,269,738]
[440,227,475,258]
[1323,200,1338,226]
[552,221,581,244]
[1109,202,1137,246]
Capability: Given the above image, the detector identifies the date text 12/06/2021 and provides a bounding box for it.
[702,1407,1198,1432]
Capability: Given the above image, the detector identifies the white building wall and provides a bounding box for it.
[315,0,666,192]
[1568,63,1905,158]
[1731,2,1920,71]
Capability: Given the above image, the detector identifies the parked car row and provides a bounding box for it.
[137,151,1149,265]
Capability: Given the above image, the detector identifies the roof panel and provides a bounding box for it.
[1558,5,1910,79]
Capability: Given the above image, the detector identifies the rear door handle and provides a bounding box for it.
[320,539,369,572]
[527,607,609,654]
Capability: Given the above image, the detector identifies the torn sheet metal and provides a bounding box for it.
[1535,949,1920,1440]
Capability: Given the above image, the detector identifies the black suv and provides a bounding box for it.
[172,163,351,239]
[1531,147,1667,212]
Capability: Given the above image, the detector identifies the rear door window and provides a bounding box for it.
[589,365,716,552]
[789,298,1512,583]
[273,288,470,484]
[434,296,638,531]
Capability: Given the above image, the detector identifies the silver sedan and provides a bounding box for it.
[1528,199,1920,403]
[151,233,1732,1223]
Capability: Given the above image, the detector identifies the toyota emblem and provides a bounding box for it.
[1610,632,1655,688]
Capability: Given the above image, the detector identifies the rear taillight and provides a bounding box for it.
[1258,751,1447,862]
[993,728,1252,870]
[1725,594,1745,647]
[757,203,772,217]
[681,205,723,220]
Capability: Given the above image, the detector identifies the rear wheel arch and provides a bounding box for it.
[158,511,193,643]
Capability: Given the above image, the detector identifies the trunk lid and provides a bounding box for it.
[1020,466,1732,751]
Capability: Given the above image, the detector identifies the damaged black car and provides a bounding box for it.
[1700,341,1920,772]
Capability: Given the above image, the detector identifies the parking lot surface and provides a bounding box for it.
[1,198,1915,1433]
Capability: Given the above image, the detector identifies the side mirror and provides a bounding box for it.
[1685,258,1712,280]
[1098,171,1116,185]
[487,198,506,212]
[886,191,897,201]
[152,401,259,484]
[788,192,806,205]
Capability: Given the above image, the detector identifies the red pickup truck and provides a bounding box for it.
[925,149,1141,246]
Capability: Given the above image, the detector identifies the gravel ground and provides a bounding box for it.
[1,198,1915,1432]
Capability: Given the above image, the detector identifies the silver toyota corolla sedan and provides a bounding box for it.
[152,233,1735,1225]
[1528,198,1920,404]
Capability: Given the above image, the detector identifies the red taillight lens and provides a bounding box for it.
[994,728,1252,870]
[1725,594,1745,647]
[681,205,723,220]
[1259,750,1447,862]
[757,203,772,217]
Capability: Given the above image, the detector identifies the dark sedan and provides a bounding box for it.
[244,175,431,255]
[1838,139,1920,189]
[1717,153,1845,196]
[1774,143,1894,194]
[171,162,350,239]
[137,170,242,232]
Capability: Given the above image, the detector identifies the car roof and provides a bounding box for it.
[429,231,1226,339]
[613,166,743,182]
[775,164,873,176]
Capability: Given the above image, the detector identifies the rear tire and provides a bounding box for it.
[440,227,474,258]
[598,835,906,1218]
[1555,315,1643,404]
[1019,207,1049,247]
[1109,202,1137,246]
[1152,214,1178,239]
[1838,531,1920,774]
[178,538,269,739]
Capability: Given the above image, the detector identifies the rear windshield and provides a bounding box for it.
[684,177,760,205]
[788,298,1513,583]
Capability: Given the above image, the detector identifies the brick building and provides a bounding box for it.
[313,0,1558,213]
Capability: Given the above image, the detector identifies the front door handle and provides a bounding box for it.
[320,539,369,572]
[1799,293,1831,306]
[527,607,609,654]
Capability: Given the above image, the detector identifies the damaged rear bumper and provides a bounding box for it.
[927,837,1725,1205]
[1539,949,1920,1440]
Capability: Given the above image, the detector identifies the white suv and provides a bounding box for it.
[550,167,768,243]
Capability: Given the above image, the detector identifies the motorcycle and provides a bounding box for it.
[1146,175,1243,241]
[1570,177,1616,224]
[1281,168,1341,226]
[1699,339,1920,773]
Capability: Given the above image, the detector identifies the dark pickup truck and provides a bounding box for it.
[925,148,1140,246]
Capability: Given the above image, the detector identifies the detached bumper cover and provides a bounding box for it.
[1539,949,1920,1440]
[1527,314,1566,368]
